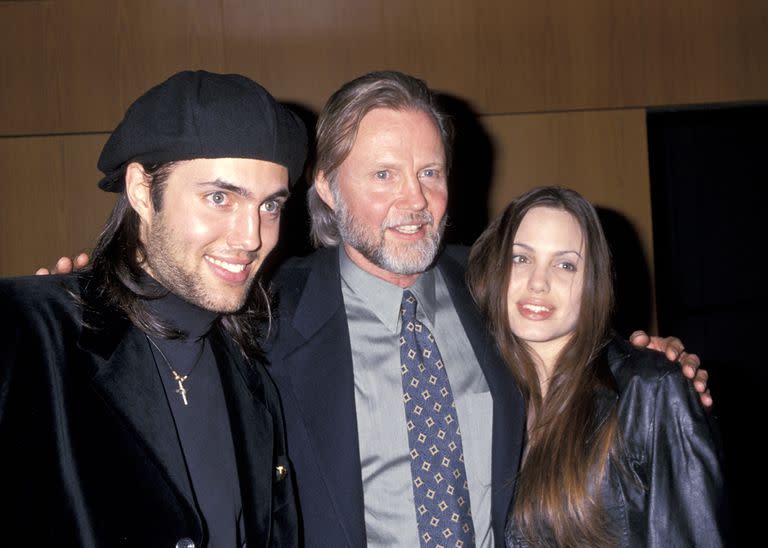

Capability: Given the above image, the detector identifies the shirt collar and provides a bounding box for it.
[140,273,218,340]
[339,247,437,333]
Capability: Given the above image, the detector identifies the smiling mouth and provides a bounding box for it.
[204,256,248,273]
[393,224,422,234]
[522,303,552,313]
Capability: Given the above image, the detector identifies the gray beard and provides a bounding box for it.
[333,190,445,276]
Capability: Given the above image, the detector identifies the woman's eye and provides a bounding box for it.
[512,255,528,264]
[557,262,576,272]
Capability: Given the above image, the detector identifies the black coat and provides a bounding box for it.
[265,246,526,547]
[0,274,297,547]
[505,336,726,547]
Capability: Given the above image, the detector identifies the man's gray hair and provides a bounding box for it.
[308,71,454,247]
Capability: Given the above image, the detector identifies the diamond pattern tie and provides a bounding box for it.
[399,289,475,547]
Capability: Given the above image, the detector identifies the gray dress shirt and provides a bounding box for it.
[340,250,494,547]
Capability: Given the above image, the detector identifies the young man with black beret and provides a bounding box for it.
[0,70,306,548]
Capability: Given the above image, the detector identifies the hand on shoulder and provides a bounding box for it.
[34,253,90,275]
[629,330,712,408]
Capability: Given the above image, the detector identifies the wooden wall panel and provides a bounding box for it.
[482,109,657,329]
[47,1,220,134]
[220,0,487,111]
[484,109,652,237]
[0,0,228,135]
[0,1,61,135]
[0,134,113,277]
[223,0,768,114]
[2,0,766,136]
[464,0,768,112]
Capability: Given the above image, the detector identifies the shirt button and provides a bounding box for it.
[175,538,195,548]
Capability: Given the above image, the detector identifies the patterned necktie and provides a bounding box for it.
[399,289,475,547]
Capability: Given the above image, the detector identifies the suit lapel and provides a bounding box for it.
[212,333,274,544]
[79,319,197,511]
[276,248,366,547]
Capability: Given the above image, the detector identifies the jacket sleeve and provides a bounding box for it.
[643,368,726,547]
[0,278,81,541]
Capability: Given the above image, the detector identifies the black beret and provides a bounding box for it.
[97,70,307,191]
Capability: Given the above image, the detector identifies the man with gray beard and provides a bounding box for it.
[264,71,708,548]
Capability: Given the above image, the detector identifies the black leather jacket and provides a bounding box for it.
[506,336,726,547]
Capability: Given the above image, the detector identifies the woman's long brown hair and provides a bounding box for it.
[467,186,619,546]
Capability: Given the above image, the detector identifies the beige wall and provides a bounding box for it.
[1,1,766,310]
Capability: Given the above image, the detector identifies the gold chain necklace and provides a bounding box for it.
[146,335,206,406]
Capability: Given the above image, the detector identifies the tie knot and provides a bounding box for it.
[401,289,418,321]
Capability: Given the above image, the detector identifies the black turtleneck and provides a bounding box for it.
[143,278,245,547]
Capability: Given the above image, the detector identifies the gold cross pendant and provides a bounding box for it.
[172,371,189,406]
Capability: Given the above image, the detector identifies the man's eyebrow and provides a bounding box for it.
[422,161,446,168]
[264,188,291,202]
[375,161,446,169]
[196,180,251,198]
[196,180,290,201]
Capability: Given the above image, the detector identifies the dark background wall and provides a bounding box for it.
[648,105,767,546]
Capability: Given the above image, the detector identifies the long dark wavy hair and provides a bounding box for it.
[82,162,268,361]
[467,186,620,547]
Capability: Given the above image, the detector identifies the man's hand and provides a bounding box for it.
[35,253,90,275]
[630,330,712,408]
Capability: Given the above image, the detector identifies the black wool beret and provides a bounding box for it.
[97,70,308,191]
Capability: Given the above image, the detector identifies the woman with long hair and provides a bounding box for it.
[467,186,725,547]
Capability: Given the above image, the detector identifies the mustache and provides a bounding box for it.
[383,211,434,229]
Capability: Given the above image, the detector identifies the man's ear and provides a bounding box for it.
[125,162,153,224]
[314,170,336,210]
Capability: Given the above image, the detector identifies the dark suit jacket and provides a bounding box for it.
[0,274,297,548]
[266,246,526,547]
